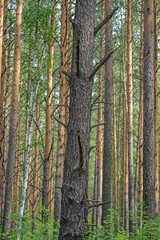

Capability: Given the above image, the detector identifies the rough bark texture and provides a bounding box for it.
[58,1,96,239]
[2,0,23,234]
[102,0,113,223]
[154,0,159,218]
[143,0,155,219]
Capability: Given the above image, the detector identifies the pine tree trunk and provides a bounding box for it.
[54,0,67,221]
[42,3,55,222]
[127,0,134,232]
[96,1,104,228]
[0,0,4,181]
[3,0,23,234]
[113,72,118,230]
[143,0,155,219]
[122,36,129,233]
[154,0,159,218]
[1,0,7,223]
[138,0,144,227]
[58,0,96,238]
[102,0,113,223]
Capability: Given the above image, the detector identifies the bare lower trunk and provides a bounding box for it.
[143,0,155,219]
[102,0,113,223]
[154,0,159,218]
[3,0,23,234]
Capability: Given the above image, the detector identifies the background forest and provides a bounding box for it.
[0,0,159,239]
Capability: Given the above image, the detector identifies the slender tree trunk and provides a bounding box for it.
[113,72,118,230]
[42,3,55,222]
[1,0,8,223]
[49,97,55,214]
[3,26,11,181]
[58,0,97,238]
[138,0,144,227]
[117,72,121,230]
[127,0,134,232]
[122,34,129,233]
[32,87,40,231]
[143,0,155,219]
[96,1,104,228]
[3,0,23,234]
[0,0,4,180]
[154,0,159,218]
[102,0,113,223]
[54,0,67,221]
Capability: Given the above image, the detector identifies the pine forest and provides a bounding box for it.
[0,0,160,239]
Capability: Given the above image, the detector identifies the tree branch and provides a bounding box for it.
[91,122,105,130]
[89,49,116,79]
[52,113,67,129]
[94,7,119,36]
[88,201,111,208]
[62,70,71,79]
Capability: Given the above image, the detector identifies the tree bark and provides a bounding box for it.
[102,0,113,223]
[2,0,23,234]
[154,0,159,218]
[42,2,55,223]
[127,0,134,232]
[113,72,118,230]
[54,0,67,221]
[58,0,96,239]
[0,0,4,181]
[138,0,144,227]
[143,0,155,219]
[96,0,104,228]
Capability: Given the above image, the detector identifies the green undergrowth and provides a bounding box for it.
[84,208,160,240]
[1,207,160,239]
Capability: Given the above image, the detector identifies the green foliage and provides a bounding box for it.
[0,208,59,240]
[84,208,160,240]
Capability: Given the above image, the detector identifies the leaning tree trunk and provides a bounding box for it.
[3,0,23,234]
[58,0,97,239]
[143,0,155,219]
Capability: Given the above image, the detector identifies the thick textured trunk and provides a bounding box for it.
[42,3,55,222]
[154,0,159,218]
[143,0,155,219]
[3,0,23,234]
[58,1,96,239]
[102,0,113,223]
